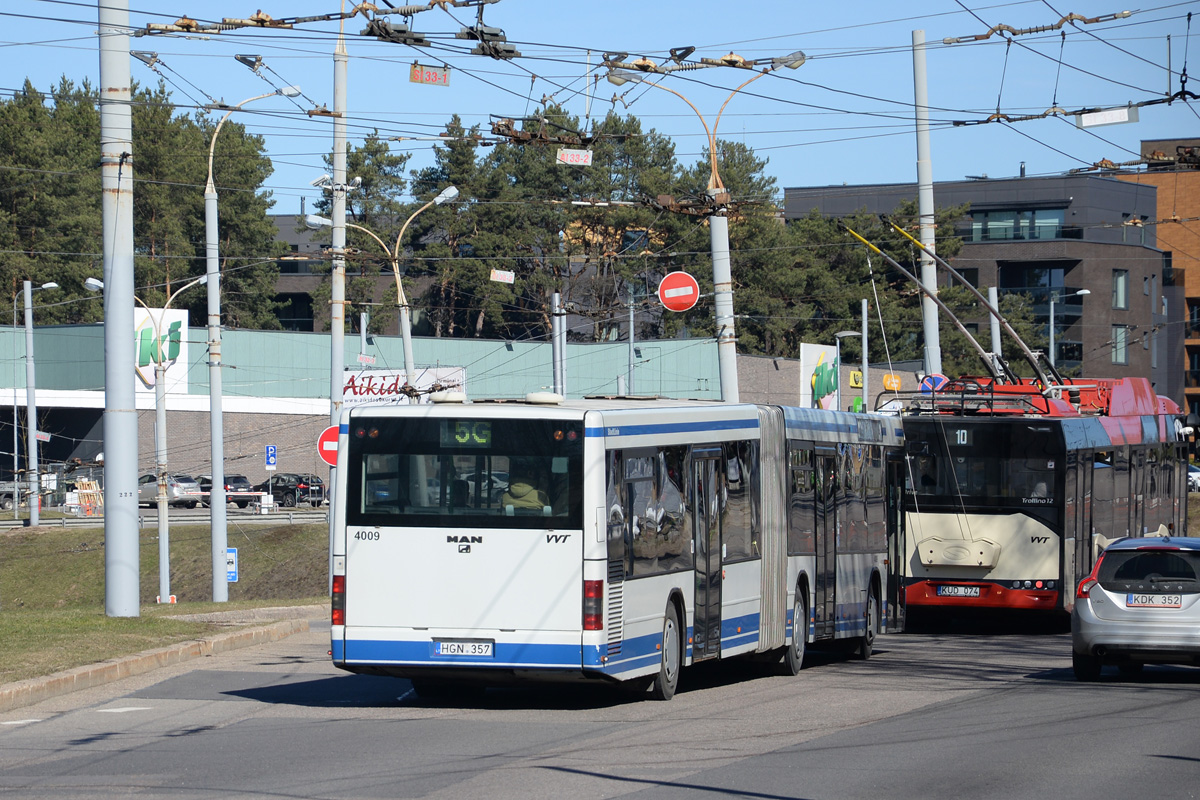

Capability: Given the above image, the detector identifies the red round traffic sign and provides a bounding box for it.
[657,271,700,312]
[317,425,340,467]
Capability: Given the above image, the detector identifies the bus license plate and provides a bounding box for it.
[1126,593,1182,608]
[434,640,494,657]
[936,585,980,598]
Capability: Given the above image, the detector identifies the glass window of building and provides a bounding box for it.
[1112,270,1128,310]
[1112,325,1128,365]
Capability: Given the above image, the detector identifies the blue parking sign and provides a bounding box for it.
[266,445,277,468]
[226,548,238,583]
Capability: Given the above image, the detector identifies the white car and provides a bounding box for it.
[1072,535,1200,680]
[1188,464,1200,493]
[137,474,202,508]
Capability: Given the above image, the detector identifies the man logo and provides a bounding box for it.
[458,543,471,553]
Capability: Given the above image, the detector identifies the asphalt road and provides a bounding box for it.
[2,621,1198,799]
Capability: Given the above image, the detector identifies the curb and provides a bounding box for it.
[0,617,310,714]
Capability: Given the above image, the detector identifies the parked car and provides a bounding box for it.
[196,474,256,509]
[1188,464,1200,493]
[1071,535,1200,681]
[137,473,202,508]
[254,472,326,508]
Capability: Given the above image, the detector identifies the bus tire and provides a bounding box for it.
[1073,651,1102,681]
[649,603,682,701]
[855,589,878,660]
[0,495,12,511]
[783,592,807,675]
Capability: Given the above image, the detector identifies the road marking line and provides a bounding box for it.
[3,719,42,726]
[96,707,153,714]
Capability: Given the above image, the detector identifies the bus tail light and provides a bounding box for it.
[583,580,603,630]
[332,575,346,626]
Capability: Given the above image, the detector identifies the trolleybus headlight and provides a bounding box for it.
[1023,580,1033,589]
[1012,581,1021,589]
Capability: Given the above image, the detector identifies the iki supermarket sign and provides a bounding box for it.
[133,308,189,393]
[343,367,466,406]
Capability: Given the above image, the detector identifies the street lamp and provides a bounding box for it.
[87,275,206,603]
[305,184,458,388]
[1048,288,1091,368]
[15,281,57,525]
[834,331,862,412]
[203,65,301,603]
[606,50,806,404]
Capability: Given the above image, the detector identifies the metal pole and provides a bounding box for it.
[627,285,635,395]
[12,294,18,521]
[709,197,740,403]
[99,0,139,617]
[835,337,842,412]
[551,292,562,395]
[861,298,869,412]
[988,286,1003,371]
[329,27,348,589]
[912,30,942,377]
[204,171,227,603]
[1049,294,1057,368]
[23,282,37,527]
[153,316,170,602]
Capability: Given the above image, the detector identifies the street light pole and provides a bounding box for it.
[305,184,457,389]
[203,77,301,603]
[606,51,805,404]
[86,275,204,603]
[22,281,56,526]
[1048,288,1091,368]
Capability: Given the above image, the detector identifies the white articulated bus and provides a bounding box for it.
[329,395,905,699]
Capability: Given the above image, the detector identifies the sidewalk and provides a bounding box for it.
[0,604,328,713]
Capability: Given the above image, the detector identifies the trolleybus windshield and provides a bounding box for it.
[905,420,1062,509]
[345,416,584,529]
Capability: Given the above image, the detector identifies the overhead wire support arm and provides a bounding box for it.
[942,10,1134,44]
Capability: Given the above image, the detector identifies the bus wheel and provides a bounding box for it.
[783,593,807,675]
[855,590,878,660]
[649,603,682,701]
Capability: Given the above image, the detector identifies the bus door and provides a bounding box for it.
[814,450,838,639]
[692,449,722,661]
[884,451,906,633]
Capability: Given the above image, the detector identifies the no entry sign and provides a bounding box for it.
[657,271,700,312]
[317,425,340,467]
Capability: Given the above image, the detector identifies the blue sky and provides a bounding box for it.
[3,0,1197,215]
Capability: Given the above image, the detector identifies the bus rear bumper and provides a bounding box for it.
[905,580,1060,611]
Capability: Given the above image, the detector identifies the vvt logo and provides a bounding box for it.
[1030,536,1050,544]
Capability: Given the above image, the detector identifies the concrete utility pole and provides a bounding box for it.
[913,30,942,377]
[328,24,349,587]
[99,0,139,617]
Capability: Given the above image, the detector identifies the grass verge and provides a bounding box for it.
[0,520,328,685]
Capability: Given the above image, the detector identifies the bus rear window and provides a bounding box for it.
[345,417,583,529]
